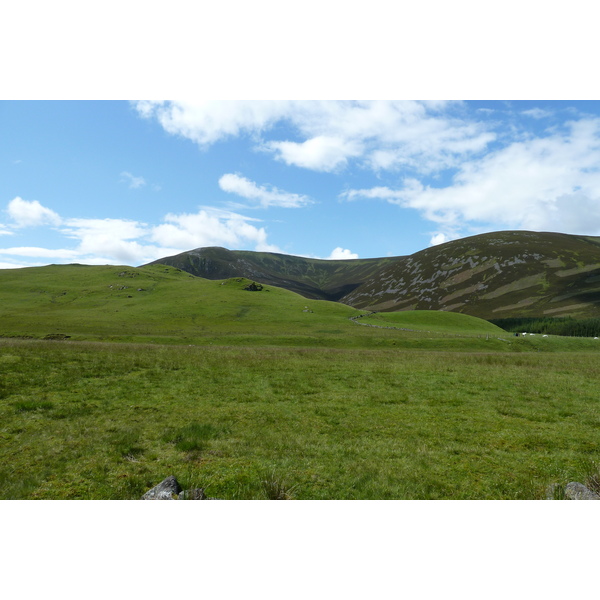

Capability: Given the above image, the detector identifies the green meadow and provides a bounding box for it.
[1,264,599,499]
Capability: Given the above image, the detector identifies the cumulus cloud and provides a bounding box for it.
[1,194,283,267]
[150,207,281,253]
[120,171,146,189]
[61,218,152,265]
[326,247,359,260]
[429,232,462,246]
[7,196,61,227]
[265,136,363,172]
[134,100,293,146]
[134,100,496,174]
[342,117,600,239]
[218,173,312,208]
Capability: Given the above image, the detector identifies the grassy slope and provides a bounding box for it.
[358,310,505,335]
[0,263,520,350]
[0,263,357,339]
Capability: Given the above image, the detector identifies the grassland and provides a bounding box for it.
[1,264,599,499]
[2,337,600,499]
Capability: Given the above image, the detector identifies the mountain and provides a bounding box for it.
[144,246,401,301]
[148,231,600,319]
[342,231,600,319]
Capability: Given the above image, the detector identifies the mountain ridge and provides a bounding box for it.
[145,246,402,302]
[146,231,600,319]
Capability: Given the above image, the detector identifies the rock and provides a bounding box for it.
[244,282,263,291]
[141,475,183,500]
[178,488,207,500]
[564,482,600,500]
[545,483,563,500]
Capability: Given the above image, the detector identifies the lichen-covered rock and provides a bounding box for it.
[564,482,600,500]
[178,488,207,500]
[141,476,182,500]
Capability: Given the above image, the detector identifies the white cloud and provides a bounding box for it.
[150,207,281,253]
[134,100,293,146]
[326,247,359,260]
[134,100,496,174]
[429,232,461,246]
[61,218,153,265]
[0,260,39,269]
[7,196,61,227]
[120,171,146,189]
[522,108,553,119]
[342,117,600,238]
[218,173,312,208]
[0,247,79,259]
[265,136,363,172]
[1,194,283,267]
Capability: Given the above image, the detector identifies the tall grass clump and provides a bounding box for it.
[162,423,222,455]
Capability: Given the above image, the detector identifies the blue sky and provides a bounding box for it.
[3,100,600,268]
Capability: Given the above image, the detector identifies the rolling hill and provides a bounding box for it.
[148,231,600,319]
[0,263,507,348]
[144,246,401,301]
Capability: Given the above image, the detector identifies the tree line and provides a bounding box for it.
[490,316,600,338]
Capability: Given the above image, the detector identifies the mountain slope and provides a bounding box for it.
[341,231,600,318]
[145,246,401,301]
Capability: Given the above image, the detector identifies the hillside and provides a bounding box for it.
[144,246,400,301]
[0,263,362,343]
[146,231,600,319]
[341,231,600,319]
[0,263,512,350]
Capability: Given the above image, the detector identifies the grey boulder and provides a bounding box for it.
[141,476,183,500]
[564,482,600,500]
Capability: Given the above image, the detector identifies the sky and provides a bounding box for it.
[3,99,600,269]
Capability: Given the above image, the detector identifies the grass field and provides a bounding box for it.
[1,264,599,499]
[1,338,599,500]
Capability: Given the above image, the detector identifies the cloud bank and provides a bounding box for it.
[134,100,495,174]
[1,197,282,267]
[341,117,600,244]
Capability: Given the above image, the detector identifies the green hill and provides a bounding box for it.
[0,263,513,349]
[0,263,361,342]
[357,310,505,335]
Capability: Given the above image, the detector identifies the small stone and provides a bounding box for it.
[141,475,182,500]
[178,488,207,500]
[564,481,600,500]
